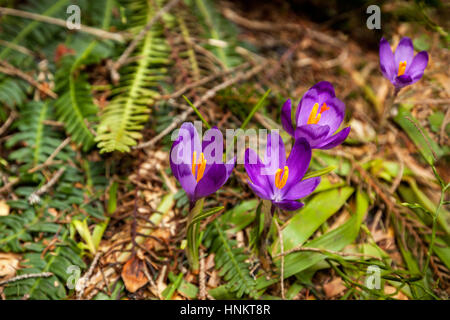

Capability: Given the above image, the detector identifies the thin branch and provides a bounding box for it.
[0,272,53,286]
[0,110,16,136]
[0,7,125,42]
[28,167,66,204]
[198,250,207,300]
[0,59,57,99]
[135,62,267,150]
[28,138,71,173]
[76,252,102,300]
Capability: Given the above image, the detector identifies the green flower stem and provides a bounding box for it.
[258,200,274,269]
[186,198,205,271]
[422,167,447,277]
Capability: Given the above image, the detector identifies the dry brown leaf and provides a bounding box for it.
[143,228,170,252]
[121,256,148,293]
[0,200,10,216]
[384,285,408,300]
[0,253,20,278]
[323,277,346,298]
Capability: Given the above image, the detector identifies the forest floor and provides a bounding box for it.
[0,0,448,300]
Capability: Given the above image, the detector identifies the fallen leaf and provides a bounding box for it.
[0,253,20,278]
[384,285,408,300]
[143,228,170,251]
[121,256,148,293]
[323,277,346,298]
[0,200,10,216]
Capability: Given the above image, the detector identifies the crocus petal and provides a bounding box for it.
[244,148,273,194]
[171,122,202,167]
[314,96,345,135]
[406,51,428,83]
[281,99,295,137]
[284,138,311,189]
[194,163,227,200]
[394,37,414,71]
[314,81,336,103]
[282,177,320,201]
[296,81,335,125]
[273,200,304,211]
[294,124,330,148]
[264,131,286,172]
[318,126,351,149]
[248,180,272,200]
[173,163,197,201]
[394,75,413,88]
[202,126,224,164]
[379,37,396,82]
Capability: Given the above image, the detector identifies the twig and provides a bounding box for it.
[0,39,36,57]
[76,252,102,300]
[28,167,66,204]
[0,7,125,42]
[0,60,57,99]
[198,250,207,300]
[0,110,16,136]
[162,62,250,100]
[0,272,53,286]
[143,262,161,299]
[274,220,285,300]
[274,245,382,261]
[110,0,180,82]
[221,7,342,47]
[28,138,71,173]
[0,177,19,194]
[135,62,267,150]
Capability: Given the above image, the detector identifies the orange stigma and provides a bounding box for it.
[191,151,207,182]
[307,102,330,125]
[274,166,289,189]
[398,61,407,76]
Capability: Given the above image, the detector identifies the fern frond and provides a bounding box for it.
[204,220,257,298]
[96,0,172,153]
[0,76,29,107]
[5,101,71,168]
[54,55,98,151]
[190,0,243,68]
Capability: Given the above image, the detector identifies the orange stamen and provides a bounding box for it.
[307,102,329,125]
[398,61,407,76]
[192,152,207,182]
[275,166,289,189]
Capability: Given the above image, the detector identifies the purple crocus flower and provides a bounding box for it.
[379,36,428,89]
[281,81,351,149]
[244,131,320,211]
[170,122,235,204]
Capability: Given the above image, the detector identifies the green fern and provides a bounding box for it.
[54,55,99,151]
[0,76,29,108]
[5,101,72,168]
[189,0,243,68]
[204,220,257,298]
[96,0,172,153]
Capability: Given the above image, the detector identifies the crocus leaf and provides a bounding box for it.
[107,181,118,214]
[92,218,109,249]
[258,190,368,290]
[222,199,258,233]
[303,166,336,180]
[394,106,444,164]
[272,186,354,255]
